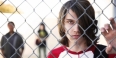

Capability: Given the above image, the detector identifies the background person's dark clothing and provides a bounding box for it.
[38,30,48,47]
[37,30,48,58]
[1,32,24,58]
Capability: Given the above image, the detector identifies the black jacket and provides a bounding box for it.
[94,44,108,58]
[38,30,48,47]
[1,32,24,58]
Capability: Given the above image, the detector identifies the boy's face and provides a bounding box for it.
[64,9,83,43]
[8,23,14,32]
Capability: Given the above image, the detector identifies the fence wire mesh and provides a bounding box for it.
[0,0,116,58]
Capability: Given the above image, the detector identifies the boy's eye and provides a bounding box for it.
[67,20,74,24]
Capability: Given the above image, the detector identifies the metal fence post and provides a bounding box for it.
[114,0,116,19]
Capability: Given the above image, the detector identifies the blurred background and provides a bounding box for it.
[0,0,115,58]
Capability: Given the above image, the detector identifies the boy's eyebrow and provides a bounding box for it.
[65,19,74,21]
[65,19,77,22]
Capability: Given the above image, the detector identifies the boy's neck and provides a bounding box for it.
[68,40,87,53]
[9,31,14,35]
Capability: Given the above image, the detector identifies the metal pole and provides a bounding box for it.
[114,0,116,19]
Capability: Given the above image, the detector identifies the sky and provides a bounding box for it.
[1,0,68,18]
[0,0,70,39]
[0,0,114,38]
[0,0,114,33]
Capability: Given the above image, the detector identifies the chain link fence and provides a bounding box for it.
[0,0,116,58]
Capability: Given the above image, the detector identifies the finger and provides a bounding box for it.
[110,18,116,29]
[101,27,107,36]
[104,24,112,33]
[106,45,112,54]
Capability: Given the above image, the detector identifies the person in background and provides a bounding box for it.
[47,0,116,58]
[1,21,24,58]
[36,22,49,58]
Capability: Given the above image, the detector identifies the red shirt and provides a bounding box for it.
[47,45,116,58]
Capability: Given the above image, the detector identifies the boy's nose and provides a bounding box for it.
[73,24,79,32]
